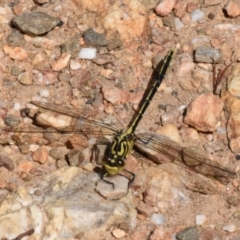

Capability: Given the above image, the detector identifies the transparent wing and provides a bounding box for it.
[135,131,237,185]
[3,101,121,145]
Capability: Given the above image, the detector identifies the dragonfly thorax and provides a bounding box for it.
[102,130,135,175]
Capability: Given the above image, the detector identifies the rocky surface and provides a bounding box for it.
[0,0,240,239]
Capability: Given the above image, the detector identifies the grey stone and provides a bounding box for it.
[194,46,222,63]
[83,29,108,47]
[12,12,63,35]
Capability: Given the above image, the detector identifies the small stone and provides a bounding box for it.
[83,29,108,47]
[204,0,221,6]
[222,223,236,232]
[150,226,172,240]
[51,53,71,71]
[39,89,50,98]
[175,17,184,30]
[176,226,199,240]
[9,47,28,61]
[173,1,187,18]
[150,213,164,226]
[82,162,94,171]
[34,0,49,3]
[130,230,149,240]
[187,3,198,13]
[33,189,42,196]
[58,72,71,82]
[66,150,84,166]
[32,147,48,164]
[67,134,89,150]
[208,12,215,20]
[32,51,48,65]
[12,11,63,35]
[194,46,222,63]
[191,9,205,22]
[70,60,81,70]
[195,215,206,225]
[233,211,240,220]
[184,93,224,132]
[93,55,114,65]
[60,38,80,57]
[112,228,126,239]
[0,155,15,171]
[11,65,22,76]
[155,0,177,16]
[226,195,239,206]
[18,71,32,85]
[6,29,26,47]
[224,0,240,18]
[137,202,154,217]
[78,48,97,60]
[4,115,20,127]
[162,15,175,28]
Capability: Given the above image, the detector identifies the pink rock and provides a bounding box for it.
[51,53,71,71]
[186,2,198,13]
[223,92,240,153]
[150,226,172,240]
[32,147,48,164]
[174,1,187,18]
[9,47,28,61]
[184,93,224,132]
[155,0,177,16]
[224,0,240,18]
[102,86,142,105]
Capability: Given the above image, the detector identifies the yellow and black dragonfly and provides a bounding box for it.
[2,50,237,188]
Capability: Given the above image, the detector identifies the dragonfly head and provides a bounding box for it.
[103,158,125,175]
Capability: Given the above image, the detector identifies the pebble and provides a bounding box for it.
[0,155,15,171]
[224,0,240,18]
[39,89,50,98]
[194,46,222,63]
[12,11,63,35]
[174,1,187,18]
[13,102,21,111]
[78,48,97,59]
[191,9,205,22]
[175,17,184,30]
[58,72,71,82]
[112,228,126,238]
[155,0,177,16]
[32,147,48,164]
[66,150,84,166]
[9,47,28,60]
[6,29,26,47]
[17,71,32,85]
[184,93,224,132]
[83,28,108,47]
[61,38,80,57]
[162,15,175,28]
[150,213,164,225]
[70,59,81,70]
[195,215,206,225]
[222,223,236,232]
[176,226,199,240]
[51,53,71,71]
[4,115,20,127]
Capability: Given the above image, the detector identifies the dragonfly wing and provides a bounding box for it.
[31,101,122,132]
[135,131,182,163]
[182,146,237,185]
[135,131,237,184]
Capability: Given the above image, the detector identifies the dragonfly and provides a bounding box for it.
[3,50,237,188]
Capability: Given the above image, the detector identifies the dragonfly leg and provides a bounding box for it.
[124,169,135,187]
[136,134,153,145]
[90,144,101,164]
[101,172,115,189]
